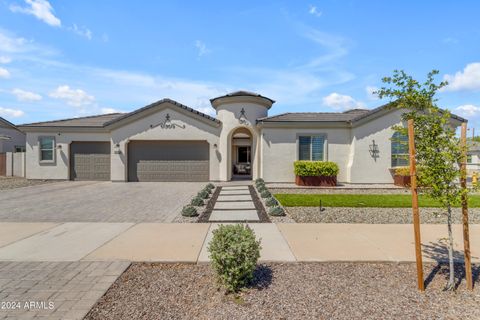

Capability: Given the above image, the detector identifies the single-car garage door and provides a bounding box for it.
[70,142,111,181]
[128,140,209,182]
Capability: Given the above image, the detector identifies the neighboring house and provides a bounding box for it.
[467,143,480,174]
[0,117,26,153]
[18,91,466,183]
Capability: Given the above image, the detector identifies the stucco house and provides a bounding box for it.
[18,91,466,183]
[0,117,26,153]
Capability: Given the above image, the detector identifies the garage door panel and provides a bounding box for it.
[128,141,209,182]
[70,142,111,181]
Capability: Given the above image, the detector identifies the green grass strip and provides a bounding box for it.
[274,194,480,208]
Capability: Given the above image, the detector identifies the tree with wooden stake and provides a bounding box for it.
[376,70,472,291]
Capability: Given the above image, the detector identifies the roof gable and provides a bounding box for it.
[104,99,220,129]
[0,117,21,131]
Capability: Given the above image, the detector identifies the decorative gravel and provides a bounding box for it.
[271,187,410,195]
[0,176,56,190]
[85,262,480,320]
[252,186,295,223]
[287,206,480,224]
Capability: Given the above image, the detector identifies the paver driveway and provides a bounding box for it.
[0,181,204,222]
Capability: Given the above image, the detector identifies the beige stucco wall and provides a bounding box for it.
[25,132,110,180]
[347,109,404,183]
[0,126,25,153]
[216,102,269,181]
[110,106,221,181]
[260,126,352,182]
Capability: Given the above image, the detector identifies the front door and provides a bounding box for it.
[233,146,251,176]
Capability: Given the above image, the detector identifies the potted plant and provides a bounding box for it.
[294,161,339,186]
[393,166,411,187]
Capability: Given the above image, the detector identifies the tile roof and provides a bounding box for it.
[257,109,371,123]
[210,90,275,103]
[20,113,125,127]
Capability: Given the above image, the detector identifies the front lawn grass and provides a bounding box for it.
[274,194,480,208]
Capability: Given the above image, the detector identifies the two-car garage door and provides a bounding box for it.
[128,140,209,182]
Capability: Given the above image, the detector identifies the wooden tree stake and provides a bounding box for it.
[460,122,473,290]
[408,119,424,291]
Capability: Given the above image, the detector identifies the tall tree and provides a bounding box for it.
[376,70,467,290]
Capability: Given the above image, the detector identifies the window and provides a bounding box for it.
[391,132,408,167]
[299,135,325,161]
[467,154,473,164]
[14,146,25,152]
[39,137,55,162]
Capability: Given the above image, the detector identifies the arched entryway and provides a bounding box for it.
[230,127,252,180]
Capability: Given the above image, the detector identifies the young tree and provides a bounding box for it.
[376,70,467,291]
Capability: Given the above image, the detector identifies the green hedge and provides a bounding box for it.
[293,161,339,177]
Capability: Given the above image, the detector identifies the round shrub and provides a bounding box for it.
[203,187,212,194]
[255,178,264,184]
[256,184,267,192]
[269,206,285,216]
[294,161,339,177]
[190,196,204,206]
[182,205,198,217]
[208,224,261,292]
[265,197,278,207]
[198,190,209,199]
[260,190,271,198]
[206,183,215,190]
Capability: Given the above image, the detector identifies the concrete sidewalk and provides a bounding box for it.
[0,222,478,263]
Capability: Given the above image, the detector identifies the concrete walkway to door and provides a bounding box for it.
[0,222,478,263]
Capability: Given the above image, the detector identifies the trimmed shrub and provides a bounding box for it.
[294,161,339,177]
[208,224,261,292]
[203,186,212,194]
[255,178,264,184]
[265,197,278,207]
[206,183,215,190]
[269,206,285,216]
[394,166,410,176]
[198,190,209,199]
[182,205,198,217]
[257,184,267,193]
[260,190,271,198]
[190,196,204,206]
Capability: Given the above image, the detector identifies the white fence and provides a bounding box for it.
[5,152,25,177]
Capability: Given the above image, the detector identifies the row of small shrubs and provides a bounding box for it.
[293,161,339,177]
[255,178,285,216]
[182,183,215,217]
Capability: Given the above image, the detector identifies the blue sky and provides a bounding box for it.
[1,0,480,129]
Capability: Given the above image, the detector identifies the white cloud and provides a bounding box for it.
[443,63,480,91]
[366,86,379,100]
[454,104,480,117]
[49,85,95,107]
[308,5,322,17]
[322,92,365,111]
[0,67,11,78]
[194,40,211,57]
[10,0,61,27]
[100,107,123,114]
[12,88,42,101]
[0,56,12,64]
[0,107,24,118]
[69,24,92,40]
[299,27,348,68]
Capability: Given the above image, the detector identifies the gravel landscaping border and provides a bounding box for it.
[252,185,295,223]
[85,262,480,320]
[0,176,58,190]
[248,185,271,223]
[198,186,222,223]
[287,206,480,224]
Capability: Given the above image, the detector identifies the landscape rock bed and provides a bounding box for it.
[0,177,56,190]
[287,206,480,224]
[85,262,480,320]
[253,185,294,223]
